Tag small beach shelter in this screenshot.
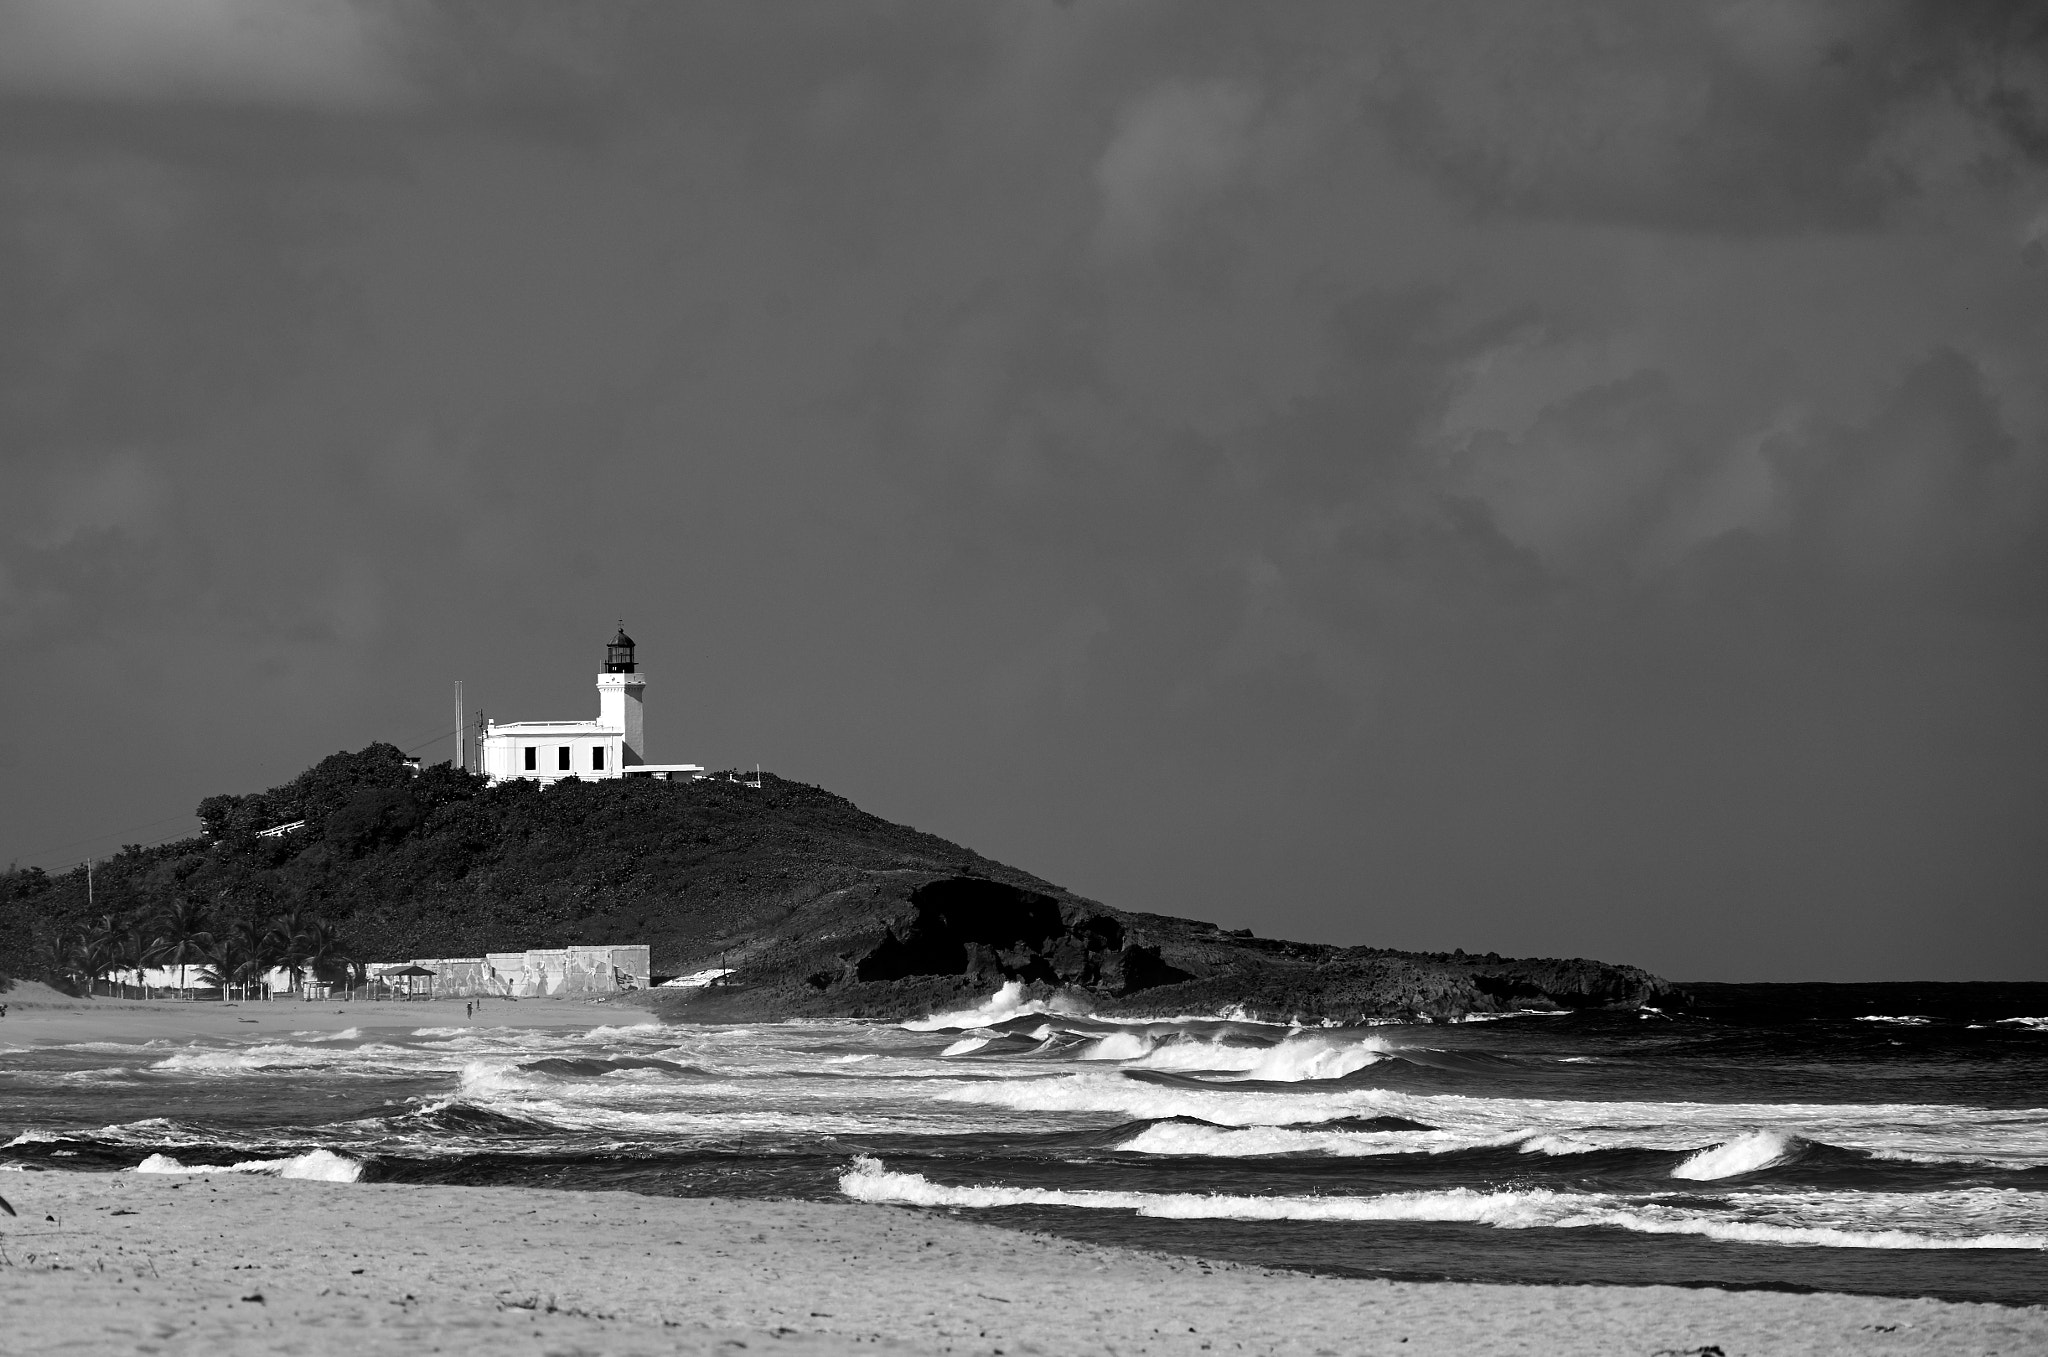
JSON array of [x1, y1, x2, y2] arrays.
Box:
[[382, 964, 437, 998]]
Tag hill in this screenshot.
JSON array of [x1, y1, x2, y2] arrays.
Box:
[[0, 744, 1678, 1021]]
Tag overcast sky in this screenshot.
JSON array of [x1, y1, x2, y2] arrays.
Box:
[[2, 1, 2043, 982]]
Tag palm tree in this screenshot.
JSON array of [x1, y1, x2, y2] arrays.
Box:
[[262, 907, 318, 997], [110, 919, 165, 999], [61, 923, 118, 997], [198, 921, 260, 1002], [298, 919, 356, 994], [152, 899, 214, 999]]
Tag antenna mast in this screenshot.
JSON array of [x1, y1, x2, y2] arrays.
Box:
[[455, 681, 465, 772]]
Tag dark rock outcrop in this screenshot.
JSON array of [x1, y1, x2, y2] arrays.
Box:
[[644, 858, 1678, 1025]]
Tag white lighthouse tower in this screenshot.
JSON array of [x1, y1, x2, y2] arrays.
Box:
[[478, 623, 704, 784], [597, 623, 646, 766]]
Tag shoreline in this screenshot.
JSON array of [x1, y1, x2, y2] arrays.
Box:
[[0, 1171, 2041, 1356], [0, 980, 648, 1046]]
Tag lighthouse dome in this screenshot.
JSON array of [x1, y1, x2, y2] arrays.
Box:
[[605, 623, 636, 673]]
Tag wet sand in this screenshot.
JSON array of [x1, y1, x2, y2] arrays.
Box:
[[0, 980, 648, 1046], [0, 1170, 2040, 1357]]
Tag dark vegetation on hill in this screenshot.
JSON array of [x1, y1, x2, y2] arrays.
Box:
[[0, 744, 1680, 1021]]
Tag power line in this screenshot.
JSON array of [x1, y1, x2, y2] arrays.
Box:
[[9, 811, 202, 867], [28, 825, 207, 878], [7, 724, 466, 875]]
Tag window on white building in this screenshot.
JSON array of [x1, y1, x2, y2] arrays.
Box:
[[558, 746, 571, 770], [593, 746, 605, 771], [524, 747, 537, 771]]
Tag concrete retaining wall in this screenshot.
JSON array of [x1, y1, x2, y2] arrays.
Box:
[[376, 945, 650, 997]]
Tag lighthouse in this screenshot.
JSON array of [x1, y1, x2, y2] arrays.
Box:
[[477, 624, 704, 784], [596, 623, 646, 766]]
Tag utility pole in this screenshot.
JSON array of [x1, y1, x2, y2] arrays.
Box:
[[455, 681, 465, 773], [87, 857, 93, 908]]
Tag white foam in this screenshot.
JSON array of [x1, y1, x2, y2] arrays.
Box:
[[1854, 1015, 1932, 1026], [1672, 1130, 1797, 1180], [901, 981, 1090, 1032], [134, 1149, 363, 1182], [1997, 1017, 2048, 1032], [4, 1129, 65, 1147], [47, 1039, 175, 1054], [1066, 1029, 1395, 1082], [1150, 1033, 1391, 1082], [658, 968, 733, 988], [1517, 1134, 1608, 1156], [1077, 1032, 1151, 1061], [1114, 1122, 1513, 1159], [940, 1036, 994, 1057], [584, 1022, 663, 1039], [149, 1042, 422, 1074], [838, 1159, 2048, 1249], [940, 1074, 2048, 1167]]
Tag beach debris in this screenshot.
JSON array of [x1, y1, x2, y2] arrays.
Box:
[[0, 1193, 13, 1216]]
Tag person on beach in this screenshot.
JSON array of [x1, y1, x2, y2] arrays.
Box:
[[466, 1001, 473, 1020]]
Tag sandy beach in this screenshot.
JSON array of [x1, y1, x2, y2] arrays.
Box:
[[0, 981, 653, 1045], [0, 1170, 2041, 1356]]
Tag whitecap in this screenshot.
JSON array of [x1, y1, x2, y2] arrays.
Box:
[[901, 981, 1091, 1032], [584, 1023, 664, 1040], [940, 1035, 994, 1057], [1672, 1130, 1797, 1180], [1077, 1032, 1151, 1061], [837, 1158, 2048, 1249], [134, 1148, 363, 1182], [1113, 1122, 1511, 1159], [4, 1129, 65, 1147]]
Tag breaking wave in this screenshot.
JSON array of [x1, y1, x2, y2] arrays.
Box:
[[837, 1157, 2047, 1250], [1672, 1130, 1798, 1180], [1073, 1031, 1395, 1082], [1113, 1120, 1496, 1158], [902, 981, 1092, 1032], [134, 1149, 364, 1182], [149, 1042, 426, 1075]]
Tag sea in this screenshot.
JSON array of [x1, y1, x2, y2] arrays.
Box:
[[4, 980, 2045, 1306]]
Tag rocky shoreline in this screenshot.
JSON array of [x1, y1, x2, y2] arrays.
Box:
[[639, 871, 1676, 1024]]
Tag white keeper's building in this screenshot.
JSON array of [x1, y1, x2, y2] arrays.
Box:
[[478, 625, 705, 785]]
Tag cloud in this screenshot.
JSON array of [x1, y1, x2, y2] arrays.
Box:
[[24, 449, 167, 550], [1367, 0, 2048, 232], [0, 0, 412, 109], [1094, 78, 1262, 253]]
